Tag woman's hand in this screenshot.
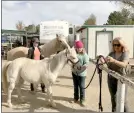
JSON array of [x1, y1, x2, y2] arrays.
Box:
[[106, 56, 129, 68], [106, 56, 115, 63]]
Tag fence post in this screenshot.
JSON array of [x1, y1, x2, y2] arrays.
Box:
[[10, 34, 12, 49], [116, 80, 126, 112]]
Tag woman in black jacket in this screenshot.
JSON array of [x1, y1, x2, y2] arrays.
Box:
[[27, 38, 46, 93]]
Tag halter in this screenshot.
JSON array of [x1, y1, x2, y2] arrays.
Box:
[[65, 49, 79, 66]]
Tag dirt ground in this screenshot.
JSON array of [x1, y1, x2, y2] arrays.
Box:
[[2, 61, 134, 112]]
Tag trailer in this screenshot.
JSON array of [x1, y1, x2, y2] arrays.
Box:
[[77, 25, 134, 59], [40, 20, 75, 47]]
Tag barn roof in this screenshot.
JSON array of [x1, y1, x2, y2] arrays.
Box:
[[2, 29, 26, 35], [2, 29, 39, 37], [76, 25, 134, 32]]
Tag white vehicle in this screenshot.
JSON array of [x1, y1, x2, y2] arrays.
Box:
[[40, 20, 75, 47]]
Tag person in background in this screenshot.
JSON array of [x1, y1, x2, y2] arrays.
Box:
[[2, 47, 4, 56], [102, 37, 129, 112], [27, 37, 46, 93], [72, 40, 89, 107]]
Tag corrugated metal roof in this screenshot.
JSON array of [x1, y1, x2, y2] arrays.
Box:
[[2, 29, 39, 37], [2, 29, 26, 34], [77, 25, 134, 32]]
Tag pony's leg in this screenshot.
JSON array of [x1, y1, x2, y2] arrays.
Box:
[[16, 77, 24, 102], [47, 85, 56, 108], [7, 82, 15, 108], [31, 83, 38, 95], [45, 85, 49, 103]]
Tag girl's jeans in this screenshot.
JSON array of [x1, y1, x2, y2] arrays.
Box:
[[72, 73, 86, 101]]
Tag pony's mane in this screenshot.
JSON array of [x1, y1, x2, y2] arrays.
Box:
[[51, 49, 66, 60], [42, 49, 66, 61]]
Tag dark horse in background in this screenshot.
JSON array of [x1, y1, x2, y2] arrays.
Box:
[[2, 40, 23, 60], [14, 40, 23, 47]]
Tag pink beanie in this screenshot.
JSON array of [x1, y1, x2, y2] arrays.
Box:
[[75, 41, 83, 48]]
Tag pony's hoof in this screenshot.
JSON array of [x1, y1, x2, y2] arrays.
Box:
[[42, 90, 46, 93], [51, 102, 57, 108], [8, 103, 12, 108]]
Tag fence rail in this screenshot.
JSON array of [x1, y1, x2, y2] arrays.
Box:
[[89, 58, 134, 112], [2, 55, 7, 60], [89, 59, 134, 89]]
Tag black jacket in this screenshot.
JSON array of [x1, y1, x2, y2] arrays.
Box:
[[27, 46, 44, 60]]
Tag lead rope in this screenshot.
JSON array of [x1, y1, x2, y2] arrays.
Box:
[[96, 55, 109, 112], [96, 62, 103, 112]]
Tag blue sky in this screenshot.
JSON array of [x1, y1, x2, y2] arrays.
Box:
[[2, 1, 121, 30]]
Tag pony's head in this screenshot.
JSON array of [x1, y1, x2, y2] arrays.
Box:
[[56, 34, 70, 52], [65, 46, 79, 65]]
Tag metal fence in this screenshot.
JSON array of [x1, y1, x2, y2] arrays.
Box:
[[89, 58, 134, 112], [2, 55, 7, 60]]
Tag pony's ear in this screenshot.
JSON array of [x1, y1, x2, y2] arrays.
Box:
[[72, 46, 75, 49], [70, 46, 76, 53], [56, 34, 61, 41], [56, 34, 59, 38], [67, 46, 71, 53]]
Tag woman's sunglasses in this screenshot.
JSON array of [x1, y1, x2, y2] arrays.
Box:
[[113, 44, 121, 47]]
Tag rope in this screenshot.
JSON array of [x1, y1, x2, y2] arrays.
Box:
[[75, 55, 108, 112], [72, 55, 109, 111]]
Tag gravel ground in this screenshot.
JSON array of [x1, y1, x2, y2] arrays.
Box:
[[2, 61, 134, 112]]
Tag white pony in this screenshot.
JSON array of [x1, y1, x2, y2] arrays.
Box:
[[3, 47, 79, 108], [2, 34, 70, 94], [2, 60, 12, 93], [7, 34, 70, 61]]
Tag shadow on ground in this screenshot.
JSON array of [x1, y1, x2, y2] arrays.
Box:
[[2, 88, 96, 112], [58, 75, 72, 79], [54, 83, 73, 88]]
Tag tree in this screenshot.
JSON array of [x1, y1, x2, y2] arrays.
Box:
[[106, 8, 134, 25], [16, 21, 25, 30], [128, 13, 134, 24], [24, 24, 40, 34], [83, 14, 96, 25], [120, 0, 134, 8], [24, 24, 36, 33], [106, 11, 124, 25], [16, 21, 40, 33], [111, 0, 134, 9], [130, 13, 134, 21], [36, 25, 40, 34], [121, 8, 130, 24]]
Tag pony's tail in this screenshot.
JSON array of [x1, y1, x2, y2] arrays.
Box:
[[2, 61, 12, 94]]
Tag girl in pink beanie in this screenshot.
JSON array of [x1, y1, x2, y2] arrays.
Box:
[[75, 41, 83, 48], [72, 40, 89, 106]]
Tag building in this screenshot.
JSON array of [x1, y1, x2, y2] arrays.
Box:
[[77, 25, 134, 59], [2, 29, 39, 48]]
